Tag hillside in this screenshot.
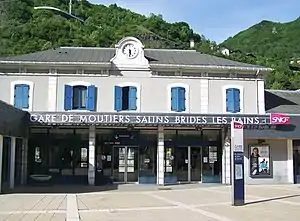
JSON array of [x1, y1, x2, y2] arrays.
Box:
[[1, 0, 299, 90], [220, 18, 300, 90], [0, 0, 215, 57], [222, 18, 300, 60]]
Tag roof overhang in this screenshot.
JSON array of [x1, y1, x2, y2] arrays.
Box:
[[0, 60, 273, 74], [149, 63, 273, 73], [0, 61, 111, 68]]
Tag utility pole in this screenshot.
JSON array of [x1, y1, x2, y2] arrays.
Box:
[[69, 0, 72, 14]]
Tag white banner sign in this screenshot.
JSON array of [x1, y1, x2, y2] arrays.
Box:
[[231, 121, 244, 152]]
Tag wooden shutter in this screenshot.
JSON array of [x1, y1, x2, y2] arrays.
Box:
[[128, 86, 137, 110], [114, 86, 122, 111], [87, 85, 96, 111], [64, 85, 73, 110]]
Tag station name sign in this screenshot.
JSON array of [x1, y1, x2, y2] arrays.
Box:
[[29, 112, 271, 125]]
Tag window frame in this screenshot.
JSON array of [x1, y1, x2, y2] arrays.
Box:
[[222, 85, 244, 114], [72, 85, 88, 110], [114, 82, 141, 112], [167, 83, 189, 113], [10, 80, 34, 111], [66, 81, 95, 112]]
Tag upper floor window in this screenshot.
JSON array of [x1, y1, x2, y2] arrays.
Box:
[[171, 86, 186, 112], [11, 81, 34, 111], [14, 84, 29, 109], [114, 85, 137, 111], [64, 84, 96, 111], [224, 86, 243, 113]]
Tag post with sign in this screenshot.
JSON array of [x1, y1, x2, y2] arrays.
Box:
[[231, 121, 245, 206]]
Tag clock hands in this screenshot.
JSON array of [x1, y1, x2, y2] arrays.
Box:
[[122, 43, 138, 58]]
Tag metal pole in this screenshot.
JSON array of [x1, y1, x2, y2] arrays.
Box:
[[69, 0, 72, 14]]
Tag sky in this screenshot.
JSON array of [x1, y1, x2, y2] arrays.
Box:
[[89, 0, 300, 43]]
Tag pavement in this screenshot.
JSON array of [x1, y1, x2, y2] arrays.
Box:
[[0, 184, 300, 221]]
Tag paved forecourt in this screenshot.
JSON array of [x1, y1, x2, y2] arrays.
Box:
[[1, 184, 300, 221]]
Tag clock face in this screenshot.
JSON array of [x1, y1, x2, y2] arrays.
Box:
[[122, 43, 138, 59]]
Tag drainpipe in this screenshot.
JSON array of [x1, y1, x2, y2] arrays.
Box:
[[255, 70, 260, 114]]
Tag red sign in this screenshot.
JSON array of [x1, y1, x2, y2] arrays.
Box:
[[270, 113, 290, 125], [233, 122, 243, 129]]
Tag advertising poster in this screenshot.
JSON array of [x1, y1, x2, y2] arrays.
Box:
[[250, 145, 271, 177]]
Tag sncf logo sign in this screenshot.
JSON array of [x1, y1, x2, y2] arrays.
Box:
[[233, 122, 243, 129], [270, 113, 290, 125]]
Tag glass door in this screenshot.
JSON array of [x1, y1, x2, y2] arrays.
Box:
[[60, 146, 74, 183], [176, 147, 188, 182], [202, 146, 219, 183], [190, 147, 202, 182], [112, 146, 138, 183], [113, 146, 126, 182], [293, 145, 300, 183], [126, 147, 138, 183]]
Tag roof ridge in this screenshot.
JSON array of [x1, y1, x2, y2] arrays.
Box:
[[145, 48, 197, 52], [60, 47, 113, 50], [59, 46, 198, 53]]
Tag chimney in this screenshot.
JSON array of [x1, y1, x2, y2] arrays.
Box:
[[190, 39, 195, 48]]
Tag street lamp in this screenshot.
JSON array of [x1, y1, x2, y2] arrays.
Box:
[[34, 0, 85, 24]]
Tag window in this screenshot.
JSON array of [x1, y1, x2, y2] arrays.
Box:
[[14, 84, 30, 109], [226, 88, 240, 113], [223, 85, 243, 113], [11, 81, 34, 110], [73, 86, 87, 109], [171, 87, 186, 112], [64, 84, 96, 111], [114, 85, 137, 111]]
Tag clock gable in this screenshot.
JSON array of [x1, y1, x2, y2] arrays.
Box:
[[110, 36, 150, 70]]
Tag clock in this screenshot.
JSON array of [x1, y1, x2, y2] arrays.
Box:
[[122, 43, 139, 59]]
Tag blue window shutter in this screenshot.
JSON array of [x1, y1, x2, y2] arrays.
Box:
[[226, 88, 235, 113], [171, 87, 179, 111], [128, 86, 137, 110], [114, 86, 122, 111], [64, 85, 73, 110], [14, 85, 23, 109], [22, 84, 29, 108], [178, 87, 186, 111], [87, 85, 96, 111], [233, 88, 241, 113]]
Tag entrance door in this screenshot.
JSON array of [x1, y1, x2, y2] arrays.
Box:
[[176, 146, 202, 183], [202, 146, 220, 183], [59, 145, 88, 184], [190, 147, 202, 182], [176, 147, 189, 182], [293, 146, 300, 183], [113, 146, 138, 183]]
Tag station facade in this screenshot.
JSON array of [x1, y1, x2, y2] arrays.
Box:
[[0, 36, 298, 193]]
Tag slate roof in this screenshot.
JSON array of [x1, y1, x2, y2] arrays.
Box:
[[0, 47, 271, 71], [265, 90, 300, 114]]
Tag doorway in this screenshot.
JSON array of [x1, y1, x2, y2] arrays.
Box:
[[293, 143, 300, 183], [112, 146, 138, 183], [58, 145, 88, 184], [202, 146, 220, 183], [176, 146, 202, 183], [175, 146, 220, 183]]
